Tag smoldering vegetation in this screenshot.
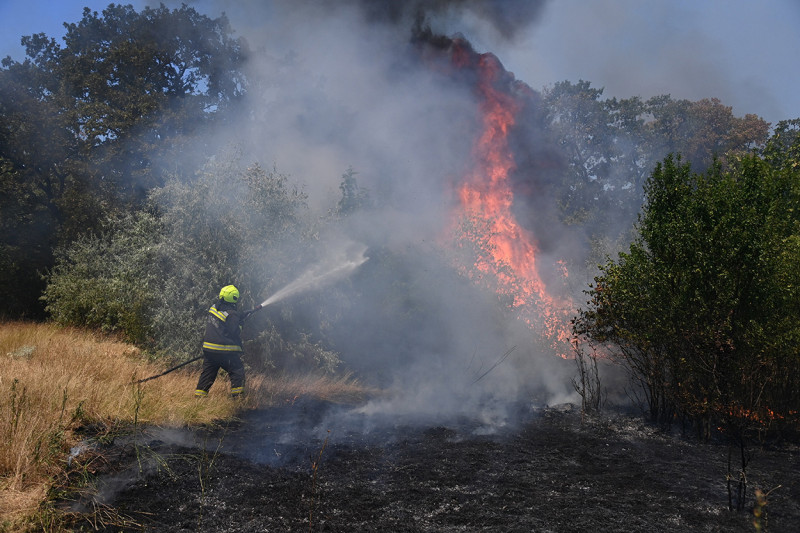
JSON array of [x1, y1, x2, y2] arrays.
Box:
[[61, 400, 800, 533], [201, 1, 588, 418]]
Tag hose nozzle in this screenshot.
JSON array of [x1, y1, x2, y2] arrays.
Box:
[[243, 303, 264, 321]]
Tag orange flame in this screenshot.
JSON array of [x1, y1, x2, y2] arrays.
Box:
[[450, 46, 573, 354]]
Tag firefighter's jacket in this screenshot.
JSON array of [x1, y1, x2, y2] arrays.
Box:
[[202, 301, 243, 353]]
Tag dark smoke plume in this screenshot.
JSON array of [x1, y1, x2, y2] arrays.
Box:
[[354, 0, 549, 41]]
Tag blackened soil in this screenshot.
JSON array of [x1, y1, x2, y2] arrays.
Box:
[[63, 401, 800, 532]]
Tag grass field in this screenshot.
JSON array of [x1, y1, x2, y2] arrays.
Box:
[[0, 321, 366, 531]]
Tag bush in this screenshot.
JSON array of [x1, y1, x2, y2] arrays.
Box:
[[575, 146, 800, 438], [43, 153, 327, 367], [43, 211, 164, 344]]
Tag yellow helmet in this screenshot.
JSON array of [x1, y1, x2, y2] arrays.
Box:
[[219, 285, 240, 303]]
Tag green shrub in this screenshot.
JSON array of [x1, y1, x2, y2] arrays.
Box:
[[43, 153, 327, 368]]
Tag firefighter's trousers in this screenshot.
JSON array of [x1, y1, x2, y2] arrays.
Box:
[[195, 350, 244, 396]]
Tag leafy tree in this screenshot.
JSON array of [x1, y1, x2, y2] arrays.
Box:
[[542, 83, 770, 246], [542, 80, 615, 224], [0, 4, 247, 317], [575, 142, 800, 438], [61, 4, 246, 195], [0, 156, 55, 318], [646, 96, 769, 172], [762, 118, 800, 168], [42, 210, 165, 343]]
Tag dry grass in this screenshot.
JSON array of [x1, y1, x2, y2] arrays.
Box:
[[0, 321, 368, 531]]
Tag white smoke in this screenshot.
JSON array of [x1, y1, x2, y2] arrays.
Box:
[[152, 0, 578, 424]]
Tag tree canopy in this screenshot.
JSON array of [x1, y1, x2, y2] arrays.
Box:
[[0, 4, 247, 317], [542, 81, 770, 239], [574, 122, 800, 437]]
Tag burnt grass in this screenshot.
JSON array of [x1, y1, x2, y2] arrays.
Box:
[[61, 399, 800, 532]]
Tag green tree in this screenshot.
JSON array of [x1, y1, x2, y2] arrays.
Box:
[[55, 4, 247, 200], [42, 210, 165, 344], [762, 118, 800, 168], [542, 80, 614, 224], [0, 4, 247, 317], [575, 145, 800, 437]]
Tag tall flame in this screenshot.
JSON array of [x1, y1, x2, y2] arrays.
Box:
[[449, 42, 572, 354]]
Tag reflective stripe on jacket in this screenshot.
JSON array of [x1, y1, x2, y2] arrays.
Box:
[[202, 341, 243, 352], [202, 302, 243, 353]]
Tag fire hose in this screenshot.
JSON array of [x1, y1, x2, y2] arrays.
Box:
[[135, 354, 204, 384], [134, 304, 265, 384]]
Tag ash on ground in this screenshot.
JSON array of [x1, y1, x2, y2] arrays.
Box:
[[62, 399, 800, 532]]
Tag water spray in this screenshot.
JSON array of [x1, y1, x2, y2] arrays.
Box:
[[261, 246, 369, 307], [136, 243, 369, 384], [244, 241, 369, 321]]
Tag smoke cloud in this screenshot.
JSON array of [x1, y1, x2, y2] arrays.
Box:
[[476, 0, 799, 126], [155, 0, 578, 428]]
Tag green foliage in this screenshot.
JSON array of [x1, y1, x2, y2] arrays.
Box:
[[43, 211, 165, 344], [44, 153, 318, 366], [0, 4, 247, 317], [575, 138, 800, 436], [762, 119, 800, 169]]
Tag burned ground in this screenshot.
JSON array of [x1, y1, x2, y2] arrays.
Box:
[[62, 400, 800, 532]]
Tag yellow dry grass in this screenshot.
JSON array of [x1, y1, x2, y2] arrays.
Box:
[[0, 321, 368, 531]]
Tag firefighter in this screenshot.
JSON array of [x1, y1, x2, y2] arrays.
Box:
[[195, 285, 246, 398]]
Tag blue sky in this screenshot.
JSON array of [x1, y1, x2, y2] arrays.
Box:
[[1, 0, 798, 126]]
